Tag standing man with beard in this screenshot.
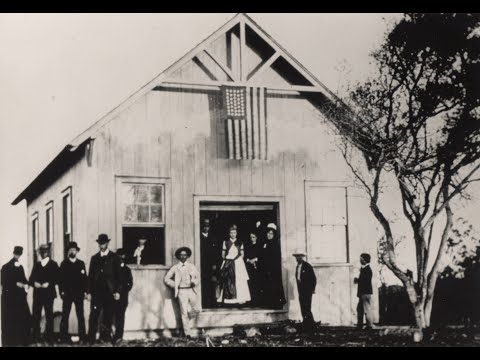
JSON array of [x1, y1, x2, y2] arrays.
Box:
[[59, 242, 88, 343], [29, 243, 59, 343]]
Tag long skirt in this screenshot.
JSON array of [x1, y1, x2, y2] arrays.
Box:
[[217, 258, 251, 304]]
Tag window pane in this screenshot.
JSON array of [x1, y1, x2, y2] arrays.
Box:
[[137, 205, 149, 222], [121, 184, 136, 204], [124, 205, 138, 222], [150, 205, 162, 223], [135, 185, 149, 203], [150, 185, 163, 204]]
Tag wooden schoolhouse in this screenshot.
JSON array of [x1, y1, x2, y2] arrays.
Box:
[[12, 13, 379, 337]]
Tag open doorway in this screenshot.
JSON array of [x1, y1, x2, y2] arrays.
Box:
[[199, 201, 283, 310]]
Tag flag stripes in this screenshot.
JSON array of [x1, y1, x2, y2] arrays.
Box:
[[223, 86, 267, 160]]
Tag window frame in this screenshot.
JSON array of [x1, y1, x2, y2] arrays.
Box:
[[32, 212, 39, 263], [305, 181, 351, 265], [45, 201, 54, 245], [62, 186, 73, 259], [115, 176, 171, 270]]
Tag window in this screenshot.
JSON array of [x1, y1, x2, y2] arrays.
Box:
[[46, 201, 54, 245], [119, 181, 166, 265], [306, 183, 348, 263], [62, 187, 72, 259], [32, 212, 39, 263]]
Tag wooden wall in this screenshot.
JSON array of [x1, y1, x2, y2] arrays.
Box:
[[24, 28, 381, 333]]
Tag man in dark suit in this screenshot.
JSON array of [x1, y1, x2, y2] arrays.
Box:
[[200, 218, 220, 308], [29, 243, 59, 342], [1, 246, 31, 347], [59, 242, 88, 343], [112, 248, 133, 345], [132, 235, 153, 265], [354, 253, 374, 330], [293, 249, 317, 333], [86, 234, 122, 344]]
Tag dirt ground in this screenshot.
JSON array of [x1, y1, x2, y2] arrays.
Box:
[[27, 321, 480, 347]]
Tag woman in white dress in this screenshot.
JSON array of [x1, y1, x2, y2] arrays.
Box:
[[217, 224, 251, 306]]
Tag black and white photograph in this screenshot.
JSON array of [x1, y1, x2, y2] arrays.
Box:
[[1, 13, 479, 347]]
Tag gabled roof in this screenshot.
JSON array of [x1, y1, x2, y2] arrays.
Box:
[[12, 13, 342, 205]]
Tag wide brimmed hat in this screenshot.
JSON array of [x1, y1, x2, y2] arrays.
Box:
[[96, 233, 111, 244], [67, 242, 80, 251], [175, 246, 192, 260], [13, 246, 23, 256], [292, 249, 306, 257]]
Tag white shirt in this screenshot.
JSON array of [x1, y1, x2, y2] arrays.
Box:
[[133, 245, 145, 262], [40, 257, 50, 267], [361, 263, 370, 269], [100, 249, 110, 257], [68, 257, 77, 263], [201, 232, 209, 238], [296, 262, 303, 282]]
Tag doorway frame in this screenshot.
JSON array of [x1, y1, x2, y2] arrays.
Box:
[[193, 194, 288, 312]]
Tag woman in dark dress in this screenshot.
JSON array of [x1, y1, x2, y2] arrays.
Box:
[[258, 223, 286, 309], [1, 246, 32, 347], [245, 229, 262, 306]]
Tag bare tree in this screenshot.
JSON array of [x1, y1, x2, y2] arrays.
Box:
[[315, 13, 480, 334]]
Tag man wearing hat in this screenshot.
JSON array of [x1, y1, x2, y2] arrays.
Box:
[[29, 243, 59, 342], [164, 247, 200, 337], [112, 248, 133, 344], [199, 218, 220, 308], [293, 249, 317, 333], [59, 242, 88, 343], [86, 234, 122, 343], [1, 246, 31, 346]]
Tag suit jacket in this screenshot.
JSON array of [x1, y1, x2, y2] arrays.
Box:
[[59, 258, 88, 299], [1, 259, 29, 301], [164, 262, 200, 298], [119, 264, 133, 307], [88, 251, 122, 297], [357, 264, 373, 297], [132, 245, 154, 265], [296, 261, 317, 295], [29, 259, 59, 301]]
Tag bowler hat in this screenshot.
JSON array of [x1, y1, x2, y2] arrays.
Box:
[[96, 233, 110, 244], [67, 242, 80, 251], [175, 246, 192, 260], [13, 246, 23, 256]]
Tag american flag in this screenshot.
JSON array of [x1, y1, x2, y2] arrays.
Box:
[[222, 86, 268, 160]]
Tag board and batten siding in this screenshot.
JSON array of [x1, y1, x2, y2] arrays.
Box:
[[86, 83, 379, 331]]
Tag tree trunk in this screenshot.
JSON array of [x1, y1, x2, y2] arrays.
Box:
[[424, 294, 434, 328]]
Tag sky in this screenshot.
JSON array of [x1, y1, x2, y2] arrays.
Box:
[[0, 13, 417, 270]]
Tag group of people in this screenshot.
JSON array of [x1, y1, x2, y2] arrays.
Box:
[[1, 234, 133, 346], [1, 223, 375, 346], [201, 219, 286, 309]]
